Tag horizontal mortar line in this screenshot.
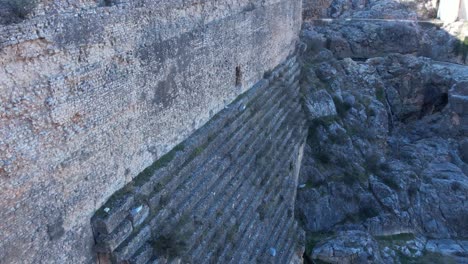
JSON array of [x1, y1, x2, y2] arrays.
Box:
[[238, 197, 290, 263], [164, 82, 291, 218], [188, 104, 298, 258], [221, 126, 294, 262], [147, 82, 289, 236], [187, 103, 297, 260]]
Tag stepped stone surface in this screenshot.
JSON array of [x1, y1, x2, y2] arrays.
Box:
[[91, 56, 307, 263], [0, 1, 302, 263]]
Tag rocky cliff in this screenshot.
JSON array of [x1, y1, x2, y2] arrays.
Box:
[[297, 1, 468, 262]]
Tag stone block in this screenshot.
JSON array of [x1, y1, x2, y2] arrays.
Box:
[[95, 220, 133, 253], [128, 204, 150, 228], [113, 225, 152, 262], [92, 193, 135, 234], [129, 243, 153, 264]]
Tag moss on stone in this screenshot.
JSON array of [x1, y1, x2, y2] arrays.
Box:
[[375, 86, 386, 104]]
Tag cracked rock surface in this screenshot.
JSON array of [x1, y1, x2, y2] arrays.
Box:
[[296, 31, 468, 263]]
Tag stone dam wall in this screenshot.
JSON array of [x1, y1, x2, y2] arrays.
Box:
[[0, 0, 302, 263], [91, 55, 307, 263]]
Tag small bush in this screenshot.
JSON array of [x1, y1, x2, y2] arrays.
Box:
[[314, 149, 331, 164], [100, 0, 117, 7], [152, 233, 189, 259], [333, 96, 352, 118], [382, 176, 400, 190], [359, 206, 379, 220], [454, 36, 468, 63], [451, 181, 462, 192], [375, 86, 386, 104], [0, 0, 37, 24]]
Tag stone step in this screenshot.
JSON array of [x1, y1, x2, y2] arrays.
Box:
[[186, 109, 296, 260], [112, 225, 152, 262], [150, 80, 286, 201], [236, 202, 289, 264], [262, 216, 294, 264], [252, 202, 291, 263], [134, 79, 283, 199], [221, 134, 299, 263], [207, 107, 296, 223], [278, 225, 301, 264], [129, 243, 153, 264], [153, 88, 291, 233], [186, 106, 297, 261], [186, 94, 292, 220], [231, 164, 294, 262]]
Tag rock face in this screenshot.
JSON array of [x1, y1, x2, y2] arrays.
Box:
[[304, 20, 468, 65], [91, 55, 307, 263], [297, 29, 468, 263], [0, 1, 301, 263], [303, 0, 438, 20]]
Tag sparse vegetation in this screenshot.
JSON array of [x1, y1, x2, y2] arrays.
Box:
[[375, 86, 386, 104], [306, 231, 335, 253], [381, 176, 400, 190], [454, 36, 468, 63], [101, 0, 117, 7], [332, 96, 352, 118], [451, 181, 462, 192], [152, 214, 194, 259], [364, 152, 384, 175]]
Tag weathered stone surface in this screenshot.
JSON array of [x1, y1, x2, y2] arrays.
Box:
[[297, 27, 468, 263], [89, 55, 307, 263], [128, 204, 150, 228], [0, 1, 302, 263], [303, 89, 337, 120], [129, 243, 153, 264], [92, 194, 134, 234], [113, 225, 151, 262], [303, 20, 468, 65], [95, 220, 133, 253], [303, 0, 438, 20], [312, 230, 384, 264]]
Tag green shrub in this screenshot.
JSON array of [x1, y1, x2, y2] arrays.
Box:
[[375, 86, 386, 104], [454, 36, 468, 63], [332, 96, 352, 118], [314, 149, 331, 164], [382, 176, 400, 190]]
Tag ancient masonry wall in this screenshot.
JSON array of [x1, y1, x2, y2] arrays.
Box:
[[91, 55, 307, 264], [0, 0, 302, 263]]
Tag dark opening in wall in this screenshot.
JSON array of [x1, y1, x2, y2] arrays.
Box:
[[235, 66, 242, 87], [100, 0, 117, 7], [0, 0, 37, 25]]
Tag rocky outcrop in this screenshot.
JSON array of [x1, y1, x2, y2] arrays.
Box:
[[296, 31, 468, 262], [303, 20, 468, 65], [303, 0, 438, 20]]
